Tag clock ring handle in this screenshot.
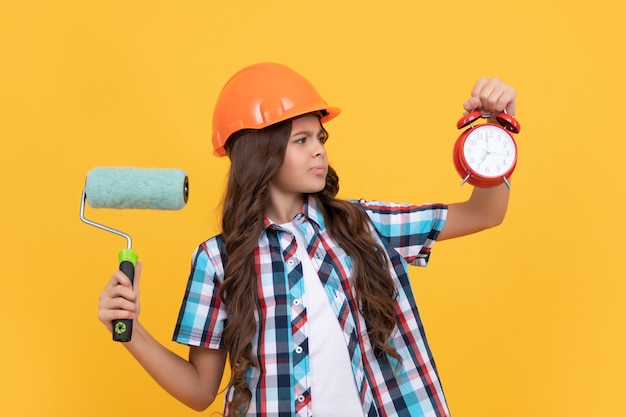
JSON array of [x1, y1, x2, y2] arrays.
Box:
[[456, 110, 483, 129], [496, 109, 521, 134]]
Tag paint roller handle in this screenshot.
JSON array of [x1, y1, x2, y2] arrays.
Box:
[[112, 249, 139, 342]]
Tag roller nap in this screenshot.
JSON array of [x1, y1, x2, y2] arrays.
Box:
[[85, 167, 188, 210]]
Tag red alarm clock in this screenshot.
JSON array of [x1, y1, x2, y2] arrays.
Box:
[[453, 110, 521, 188]]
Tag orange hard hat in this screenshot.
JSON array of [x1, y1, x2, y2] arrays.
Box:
[[211, 62, 341, 157]]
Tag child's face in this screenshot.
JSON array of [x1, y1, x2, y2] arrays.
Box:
[[269, 115, 328, 201]]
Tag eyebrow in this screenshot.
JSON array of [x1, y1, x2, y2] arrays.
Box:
[[290, 129, 324, 138]]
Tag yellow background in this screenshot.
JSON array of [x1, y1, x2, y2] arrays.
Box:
[[1, 1, 624, 416]]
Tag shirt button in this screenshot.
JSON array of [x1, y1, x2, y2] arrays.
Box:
[[287, 259, 295, 266], [297, 395, 305, 403], [295, 346, 303, 354], [293, 299, 301, 306]]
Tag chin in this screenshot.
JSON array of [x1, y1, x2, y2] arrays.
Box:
[[304, 183, 326, 194]]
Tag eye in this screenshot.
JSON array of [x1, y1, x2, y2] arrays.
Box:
[[318, 133, 328, 144]]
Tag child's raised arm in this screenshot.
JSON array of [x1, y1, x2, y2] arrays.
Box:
[[439, 77, 517, 241]]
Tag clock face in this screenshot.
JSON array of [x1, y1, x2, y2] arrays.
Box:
[[463, 125, 516, 177]]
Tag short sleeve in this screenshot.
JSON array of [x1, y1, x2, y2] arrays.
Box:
[[172, 237, 228, 349], [356, 199, 448, 266]]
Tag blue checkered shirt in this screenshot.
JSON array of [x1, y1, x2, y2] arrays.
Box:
[[173, 196, 450, 417]]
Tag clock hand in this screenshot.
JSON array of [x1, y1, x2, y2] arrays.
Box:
[[476, 147, 490, 163]]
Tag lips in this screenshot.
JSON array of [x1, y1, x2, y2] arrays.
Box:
[[310, 165, 327, 175]]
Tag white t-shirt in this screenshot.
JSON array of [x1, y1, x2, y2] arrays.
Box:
[[281, 222, 365, 417]]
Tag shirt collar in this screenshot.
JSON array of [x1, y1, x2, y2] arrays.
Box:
[[263, 195, 326, 231]]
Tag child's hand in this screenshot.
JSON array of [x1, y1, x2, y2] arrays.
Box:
[[463, 77, 517, 117], [98, 262, 142, 333]]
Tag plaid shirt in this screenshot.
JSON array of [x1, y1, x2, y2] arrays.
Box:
[[173, 196, 450, 417]]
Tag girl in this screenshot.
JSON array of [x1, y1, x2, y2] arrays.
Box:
[[98, 62, 517, 417]]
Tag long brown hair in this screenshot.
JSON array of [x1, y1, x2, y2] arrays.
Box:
[[218, 117, 400, 416]]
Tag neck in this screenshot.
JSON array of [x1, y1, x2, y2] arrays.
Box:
[[266, 192, 305, 224]]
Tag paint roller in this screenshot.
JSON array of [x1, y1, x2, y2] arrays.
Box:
[[80, 167, 189, 342]]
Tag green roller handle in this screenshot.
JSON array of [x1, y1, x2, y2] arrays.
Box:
[[112, 248, 138, 342]]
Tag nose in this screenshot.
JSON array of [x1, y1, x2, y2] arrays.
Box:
[[311, 139, 325, 157]]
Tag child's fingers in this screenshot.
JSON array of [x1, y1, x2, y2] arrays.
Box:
[[496, 87, 517, 116], [97, 296, 136, 332], [98, 296, 137, 320], [463, 97, 482, 113], [480, 80, 515, 114], [464, 77, 517, 116], [104, 270, 133, 290], [98, 269, 140, 330], [97, 297, 137, 330], [100, 280, 137, 305]]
